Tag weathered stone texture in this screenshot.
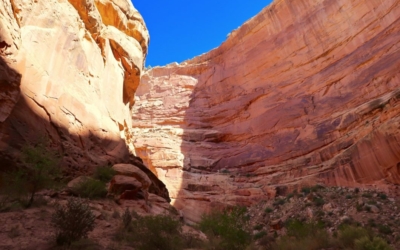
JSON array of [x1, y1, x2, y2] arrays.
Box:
[[132, 0, 400, 222], [0, 0, 148, 174]]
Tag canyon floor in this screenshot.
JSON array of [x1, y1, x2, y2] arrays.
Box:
[[0, 185, 400, 249]]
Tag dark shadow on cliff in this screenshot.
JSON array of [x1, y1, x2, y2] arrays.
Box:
[[0, 75, 169, 200], [0, 56, 22, 172]]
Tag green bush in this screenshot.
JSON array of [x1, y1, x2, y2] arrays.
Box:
[[310, 185, 325, 192], [286, 193, 295, 199], [68, 239, 100, 250], [265, 207, 273, 213], [93, 166, 115, 183], [285, 219, 325, 239], [354, 236, 393, 250], [362, 193, 373, 198], [337, 225, 369, 248], [301, 187, 311, 194], [313, 197, 325, 206], [72, 178, 107, 199], [119, 215, 184, 250], [51, 198, 95, 246], [379, 193, 387, 200], [122, 208, 132, 230], [1, 142, 60, 208], [273, 220, 330, 250], [378, 224, 392, 235], [273, 198, 286, 206], [199, 206, 251, 250], [254, 231, 267, 240]]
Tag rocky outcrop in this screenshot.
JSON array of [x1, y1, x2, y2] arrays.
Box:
[[132, 0, 400, 222], [0, 0, 148, 175]]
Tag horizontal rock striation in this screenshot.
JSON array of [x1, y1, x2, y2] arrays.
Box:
[[132, 0, 400, 222], [0, 0, 148, 174]]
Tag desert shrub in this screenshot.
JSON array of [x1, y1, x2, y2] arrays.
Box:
[[68, 239, 100, 250], [273, 198, 286, 206], [254, 230, 267, 240], [378, 224, 392, 235], [368, 219, 377, 228], [51, 198, 95, 246], [122, 208, 132, 230], [273, 219, 330, 250], [93, 166, 115, 183], [313, 197, 325, 206], [379, 193, 387, 200], [119, 214, 183, 250], [362, 193, 373, 198], [199, 206, 251, 250], [182, 233, 204, 249], [285, 219, 326, 239], [1, 142, 60, 208], [286, 193, 295, 199], [72, 178, 107, 199], [337, 225, 369, 249], [354, 236, 393, 250], [310, 184, 325, 192], [301, 187, 311, 194], [265, 207, 273, 213]]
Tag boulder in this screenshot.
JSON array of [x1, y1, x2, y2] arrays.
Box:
[[112, 163, 151, 189], [109, 175, 142, 194]]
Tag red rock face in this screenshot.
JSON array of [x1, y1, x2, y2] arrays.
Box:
[[0, 0, 148, 173], [132, 0, 400, 222], [0, 0, 170, 201]]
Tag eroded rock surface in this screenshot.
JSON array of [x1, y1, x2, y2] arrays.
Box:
[[132, 0, 400, 222], [0, 0, 148, 175]]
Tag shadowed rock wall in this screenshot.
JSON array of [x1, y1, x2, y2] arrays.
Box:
[[132, 0, 400, 222], [0, 0, 148, 173]]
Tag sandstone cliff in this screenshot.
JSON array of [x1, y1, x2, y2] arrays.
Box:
[[0, 0, 146, 170], [0, 0, 170, 198], [132, 0, 400, 222]]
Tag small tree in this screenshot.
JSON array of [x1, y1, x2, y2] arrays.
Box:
[[199, 206, 251, 250], [2, 141, 60, 208], [122, 207, 132, 230], [51, 198, 95, 246], [115, 214, 184, 250]]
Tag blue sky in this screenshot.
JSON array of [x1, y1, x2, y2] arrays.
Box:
[[133, 1, 273, 67]]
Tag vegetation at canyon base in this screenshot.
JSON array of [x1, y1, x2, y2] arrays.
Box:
[[0, 141, 61, 209], [0, 144, 397, 250], [51, 198, 95, 247], [70, 165, 115, 199], [199, 206, 251, 250]]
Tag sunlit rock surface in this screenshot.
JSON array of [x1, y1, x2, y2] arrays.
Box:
[[132, 0, 400, 222], [0, 0, 148, 175]]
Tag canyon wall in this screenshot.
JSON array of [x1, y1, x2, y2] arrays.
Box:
[[0, 0, 149, 175], [132, 0, 400, 222]]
